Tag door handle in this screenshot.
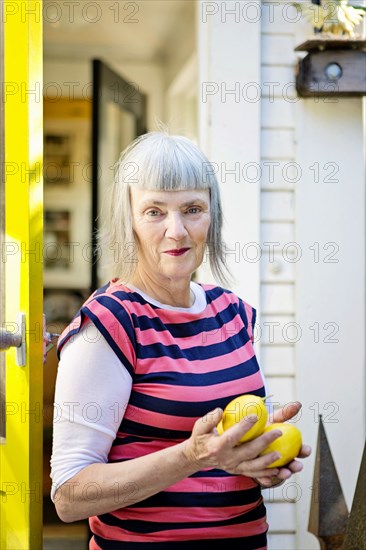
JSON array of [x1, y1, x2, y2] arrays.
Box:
[[0, 313, 61, 366], [0, 312, 26, 366]]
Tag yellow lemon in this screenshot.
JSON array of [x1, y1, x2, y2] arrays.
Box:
[[221, 394, 269, 444], [216, 420, 224, 435], [260, 423, 302, 467]]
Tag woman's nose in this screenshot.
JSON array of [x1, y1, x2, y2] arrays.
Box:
[[165, 212, 188, 240]]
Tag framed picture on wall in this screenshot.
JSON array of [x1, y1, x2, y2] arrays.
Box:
[[44, 133, 74, 186], [43, 99, 92, 290]]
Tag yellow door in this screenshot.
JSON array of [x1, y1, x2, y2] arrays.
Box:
[[0, 1, 43, 548]]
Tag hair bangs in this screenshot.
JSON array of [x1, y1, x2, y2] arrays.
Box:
[[120, 133, 212, 192]]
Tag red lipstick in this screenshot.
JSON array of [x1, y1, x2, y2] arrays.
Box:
[[164, 248, 190, 256]]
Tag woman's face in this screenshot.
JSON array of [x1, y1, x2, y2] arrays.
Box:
[[130, 188, 211, 283]]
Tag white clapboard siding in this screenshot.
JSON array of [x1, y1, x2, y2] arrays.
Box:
[[261, 8, 298, 545], [261, 191, 294, 221], [261, 283, 294, 314], [261, 254, 295, 283], [260, 162, 297, 190], [261, 34, 295, 66], [267, 533, 297, 550], [261, 98, 295, 129], [261, 222, 295, 244], [261, 66, 297, 101], [257, 315, 296, 346], [260, 345, 295, 376], [261, 2, 299, 34], [263, 478, 304, 506], [262, 129, 295, 159], [265, 501, 296, 531], [265, 376, 296, 406]]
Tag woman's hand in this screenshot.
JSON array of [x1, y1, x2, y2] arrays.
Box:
[[255, 401, 312, 488], [183, 402, 311, 487], [182, 408, 285, 480]]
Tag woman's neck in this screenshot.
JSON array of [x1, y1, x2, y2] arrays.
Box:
[[129, 273, 194, 308]]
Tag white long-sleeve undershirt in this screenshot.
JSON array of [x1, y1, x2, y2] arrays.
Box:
[[50, 321, 133, 502]]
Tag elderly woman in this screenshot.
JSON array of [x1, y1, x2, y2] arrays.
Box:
[[51, 131, 310, 549]]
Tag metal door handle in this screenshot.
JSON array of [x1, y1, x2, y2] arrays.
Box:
[[0, 312, 26, 366], [0, 313, 62, 366], [0, 329, 22, 350]]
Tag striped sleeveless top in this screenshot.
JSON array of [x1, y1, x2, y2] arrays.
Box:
[[57, 279, 268, 549]]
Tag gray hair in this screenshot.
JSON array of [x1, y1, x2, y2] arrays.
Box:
[[98, 131, 230, 285]]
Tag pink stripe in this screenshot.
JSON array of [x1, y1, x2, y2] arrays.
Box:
[[136, 339, 255, 374], [85, 301, 136, 365], [124, 405, 193, 430], [90, 515, 267, 542], [165, 475, 257, 492], [155, 294, 237, 323], [108, 439, 173, 460], [133, 370, 265, 402], [89, 536, 101, 550], [58, 314, 82, 345]]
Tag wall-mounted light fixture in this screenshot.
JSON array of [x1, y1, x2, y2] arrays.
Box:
[[295, 38, 366, 97]]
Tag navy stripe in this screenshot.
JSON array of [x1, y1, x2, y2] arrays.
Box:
[[189, 468, 239, 478], [133, 359, 261, 386], [93, 281, 113, 296], [136, 326, 250, 361], [127, 384, 264, 418], [56, 328, 80, 359], [97, 502, 266, 533], [92, 296, 137, 346], [238, 298, 249, 330], [251, 306, 257, 335], [130, 303, 240, 337], [93, 532, 267, 549], [117, 418, 191, 440], [204, 286, 232, 304], [82, 307, 135, 378], [114, 487, 262, 509], [112, 289, 153, 306], [126, 392, 221, 417]]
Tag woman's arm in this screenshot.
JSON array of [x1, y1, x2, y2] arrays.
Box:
[[51, 322, 133, 502], [55, 408, 288, 522], [54, 437, 198, 522]]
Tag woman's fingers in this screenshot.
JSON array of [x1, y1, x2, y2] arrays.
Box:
[[234, 425, 283, 459], [255, 475, 284, 487], [218, 414, 259, 447], [298, 444, 312, 458], [270, 401, 302, 423], [194, 407, 223, 435], [218, 425, 286, 475], [254, 444, 312, 486]]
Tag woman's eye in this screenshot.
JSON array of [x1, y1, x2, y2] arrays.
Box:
[[146, 209, 161, 217], [187, 207, 201, 214]]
